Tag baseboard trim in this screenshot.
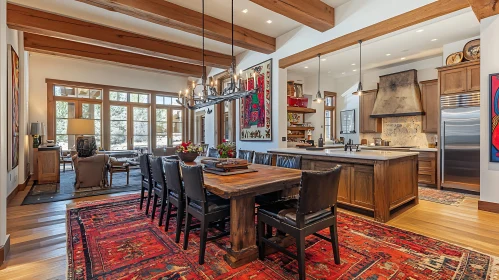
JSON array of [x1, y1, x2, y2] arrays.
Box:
[[7, 175, 30, 203], [0, 235, 11, 265], [478, 200, 499, 214]]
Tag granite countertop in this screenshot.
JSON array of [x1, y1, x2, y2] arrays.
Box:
[[268, 148, 419, 161], [360, 146, 437, 152]]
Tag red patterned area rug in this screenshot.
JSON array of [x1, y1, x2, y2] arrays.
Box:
[[67, 194, 499, 279]]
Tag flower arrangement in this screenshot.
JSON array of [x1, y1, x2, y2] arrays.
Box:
[[216, 140, 236, 158], [176, 141, 203, 154]]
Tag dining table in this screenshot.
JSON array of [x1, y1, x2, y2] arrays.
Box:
[[193, 159, 303, 268]]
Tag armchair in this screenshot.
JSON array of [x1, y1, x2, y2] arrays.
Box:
[[72, 154, 110, 189]]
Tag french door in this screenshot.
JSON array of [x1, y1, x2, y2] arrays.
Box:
[[109, 104, 150, 150]]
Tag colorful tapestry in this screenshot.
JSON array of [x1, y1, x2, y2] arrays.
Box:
[[491, 73, 499, 162], [67, 194, 499, 279], [8, 46, 20, 171], [240, 59, 272, 141]]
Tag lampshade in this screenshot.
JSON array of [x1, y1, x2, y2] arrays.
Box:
[[30, 122, 43, 135], [67, 119, 95, 135]]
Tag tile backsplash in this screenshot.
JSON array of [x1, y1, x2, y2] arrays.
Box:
[[361, 116, 437, 147]]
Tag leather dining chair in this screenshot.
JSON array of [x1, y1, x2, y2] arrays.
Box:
[[180, 163, 230, 265], [150, 157, 169, 227], [276, 154, 302, 169], [253, 152, 272, 165], [257, 166, 342, 280], [238, 150, 254, 162], [207, 147, 219, 158], [138, 154, 153, 215], [163, 159, 185, 243]]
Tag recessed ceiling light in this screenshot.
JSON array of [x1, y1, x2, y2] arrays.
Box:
[[401, 57, 406, 60], [386, 53, 391, 56], [321, 58, 326, 61], [304, 66, 308, 69], [242, 9, 248, 13], [431, 38, 438, 42], [351, 63, 356, 66], [353, 69, 357, 72], [416, 29, 424, 33], [342, 72, 346, 75], [266, 20, 272, 24]]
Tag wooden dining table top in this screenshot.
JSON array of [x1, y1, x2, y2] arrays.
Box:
[[187, 158, 303, 199]]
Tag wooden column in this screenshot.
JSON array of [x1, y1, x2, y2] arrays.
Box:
[[224, 194, 258, 268]]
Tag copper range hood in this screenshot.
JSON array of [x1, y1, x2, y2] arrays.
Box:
[[370, 69, 425, 118]]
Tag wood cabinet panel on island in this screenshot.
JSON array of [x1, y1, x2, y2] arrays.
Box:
[[359, 89, 382, 133], [269, 148, 419, 222]]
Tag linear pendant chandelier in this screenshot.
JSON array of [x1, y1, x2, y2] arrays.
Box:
[[176, 0, 258, 110]]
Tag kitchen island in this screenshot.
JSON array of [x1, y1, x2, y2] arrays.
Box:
[[268, 148, 419, 222]]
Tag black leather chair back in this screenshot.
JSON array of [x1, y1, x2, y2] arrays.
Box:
[[238, 150, 254, 161], [297, 165, 342, 215], [208, 147, 219, 158], [276, 155, 302, 169], [151, 157, 166, 190], [180, 163, 207, 203], [164, 159, 183, 196], [139, 154, 152, 180], [253, 152, 272, 165]]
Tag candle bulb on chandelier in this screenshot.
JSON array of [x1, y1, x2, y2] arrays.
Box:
[[253, 72, 256, 88]]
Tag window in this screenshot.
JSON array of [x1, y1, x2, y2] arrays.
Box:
[[324, 92, 337, 141], [54, 85, 102, 99], [110, 105, 128, 150], [133, 107, 149, 149], [110, 91, 149, 103], [55, 101, 76, 150], [172, 109, 183, 146], [156, 95, 179, 106], [156, 108, 168, 147], [81, 103, 102, 148]]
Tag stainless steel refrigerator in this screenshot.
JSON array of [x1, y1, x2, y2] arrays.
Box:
[[440, 92, 480, 192]]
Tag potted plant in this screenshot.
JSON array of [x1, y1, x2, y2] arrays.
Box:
[[176, 141, 202, 162], [216, 140, 236, 158]]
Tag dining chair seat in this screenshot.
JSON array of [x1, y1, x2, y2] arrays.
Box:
[[258, 200, 333, 227], [189, 194, 230, 213]]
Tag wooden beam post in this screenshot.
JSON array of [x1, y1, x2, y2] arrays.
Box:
[[7, 3, 232, 68], [24, 33, 204, 77], [467, 0, 499, 20], [250, 0, 334, 32], [75, 0, 276, 54], [279, 0, 470, 68]]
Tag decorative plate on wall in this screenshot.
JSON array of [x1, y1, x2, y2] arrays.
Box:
[[463, 39, 480, 61], [446, 52, 463, 65]]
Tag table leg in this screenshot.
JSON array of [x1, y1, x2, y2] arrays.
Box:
[[224, 194, 258, 268]]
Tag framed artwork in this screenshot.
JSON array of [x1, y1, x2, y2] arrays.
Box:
[[240, 59, 272, 141], [490, 73, 499, 162], [8, 45, 20, 171]]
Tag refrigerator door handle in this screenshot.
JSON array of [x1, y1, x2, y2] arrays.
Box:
[[442, 121, 445, 184]]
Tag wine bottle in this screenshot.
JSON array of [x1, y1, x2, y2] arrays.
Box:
[[318, 133, 324, 148]]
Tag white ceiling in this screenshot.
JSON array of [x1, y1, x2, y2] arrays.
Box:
[[288, 9, 480, 78]]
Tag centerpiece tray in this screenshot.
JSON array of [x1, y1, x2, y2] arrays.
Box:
[[201, 158, 257, 175]]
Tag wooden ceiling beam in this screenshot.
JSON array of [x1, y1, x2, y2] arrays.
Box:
[[467, 0, 499, 20], [279, 0, 471, 69], [7, 3, 231, 68], [24, 32, 204, 77], [75, 0, 276, 54], [249, 0, 334, 32]]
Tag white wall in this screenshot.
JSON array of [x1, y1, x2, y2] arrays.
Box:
[[480, 15, 499, 204], [0, 0, 8, 250]]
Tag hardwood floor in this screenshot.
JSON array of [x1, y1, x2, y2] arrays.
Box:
[[1, 182, 498, 279]]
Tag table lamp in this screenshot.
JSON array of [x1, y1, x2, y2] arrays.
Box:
[[30, 122, 43, 148], [67, 118, 95, 155]]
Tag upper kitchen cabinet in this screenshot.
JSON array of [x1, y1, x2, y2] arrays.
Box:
[[420, 80, 439, 133], [359, 89, 382, 133], [438, 61, 480, 95]]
